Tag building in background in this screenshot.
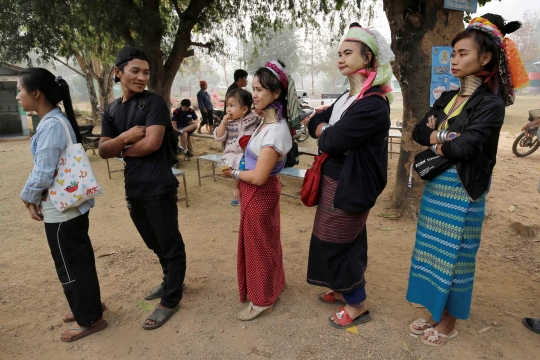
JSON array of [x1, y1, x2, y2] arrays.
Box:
[[0, 63, 29, 138]]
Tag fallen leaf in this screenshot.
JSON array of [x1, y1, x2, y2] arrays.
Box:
[[381, 227, 398, 231], [509, 205, 516, 212], [281, 210, 288, 214], [250, 348, 272, 358], [346, 326, 358, 335], [402, 342, 410, 353], [97, 251, 115, 258], [377, 213, 399, 219], [135, 300, 154, 312], [478, 327, 492, 333]]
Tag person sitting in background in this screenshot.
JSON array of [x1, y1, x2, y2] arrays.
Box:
[[172, 99, 197, 159], [197, 80, 213, 134]]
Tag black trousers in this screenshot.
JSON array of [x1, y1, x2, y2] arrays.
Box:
[[44, 212, 103, 326], [199, 109, 214, 127], [127, 193, 186, 308]]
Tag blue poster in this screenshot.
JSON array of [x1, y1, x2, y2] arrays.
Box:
[[444, 0, 478, 13], [430, 46, 459, 106]]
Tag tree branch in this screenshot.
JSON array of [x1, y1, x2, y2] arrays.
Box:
[[164, 0, 215, 73], [190, 41, 212, 48], [53, 56, 85, 77], [170, 0, 182, 17]]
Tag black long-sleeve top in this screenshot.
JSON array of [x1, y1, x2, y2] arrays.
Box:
[[412, 86, 505, 200], [308, 86, 390, 212]]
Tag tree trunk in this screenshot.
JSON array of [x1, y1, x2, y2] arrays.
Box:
[[311, 31, 315, 96], [96, 65, 115, 110], [74, 56, 99, 119], [383, 0, 463, 218]]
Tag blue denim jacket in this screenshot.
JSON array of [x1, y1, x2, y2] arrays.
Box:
[[20, 107, 94, 213]]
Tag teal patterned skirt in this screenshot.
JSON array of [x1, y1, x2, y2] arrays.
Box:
[[406, 166, 485, 321]]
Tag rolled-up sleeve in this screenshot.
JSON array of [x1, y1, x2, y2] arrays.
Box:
[[20, 120, 67, 205]]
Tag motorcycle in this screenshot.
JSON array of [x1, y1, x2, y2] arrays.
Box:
[[512, 109, 540, 157], [293, 99, 315, 143], [213, 108, 224, 128]]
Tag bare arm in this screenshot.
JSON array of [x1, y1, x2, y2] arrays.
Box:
[[314, 123, 326, 138], [98, 125, 146, 159], [122, 125, 165, 157], [223, 147, 280, 186], [214, 114, 230, 140], [98, 134, 130, 159]]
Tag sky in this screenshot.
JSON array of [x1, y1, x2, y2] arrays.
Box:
[[471, 0, 540, 21], [367, 0, 540, 40]]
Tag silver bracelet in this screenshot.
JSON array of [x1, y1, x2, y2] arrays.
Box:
[[232, 169, 241, 181], [321, 123, 332, 133], [431, 144, 439, 155]]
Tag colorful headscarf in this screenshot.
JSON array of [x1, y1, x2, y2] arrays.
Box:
[[263, 61, 302, 130], [467, 17, 529, 106], [199, 80, 207, 87], [343, 26, 395, 103]]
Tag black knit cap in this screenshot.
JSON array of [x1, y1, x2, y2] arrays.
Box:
[[114, 47, 148, 67]]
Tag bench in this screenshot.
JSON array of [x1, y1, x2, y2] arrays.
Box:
[[189, 133, 225, 151], [298, 147, 318, 157], [196, 154, 227, 185], [279, 167, 306, 198], [196, 153, 307, 198], [388, 131, 402, 158], [106, 157, 189, 207]]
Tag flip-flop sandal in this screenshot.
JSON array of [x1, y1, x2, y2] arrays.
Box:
[[420, 328, 458, 347], [231, 200, 239, 206], [144, 285, 165, 300], [62, 302, 107, 323], [142, 303, 180, 330], [318, 290, 345, 305], [328, 306, 372, 329], [60, 320, 108, 343], [144, 283, 186, 301], [522, 318, 540, 335], [409, 317, 439, 335]]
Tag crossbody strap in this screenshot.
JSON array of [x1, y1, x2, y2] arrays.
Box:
[[53, 116, 75, 146]]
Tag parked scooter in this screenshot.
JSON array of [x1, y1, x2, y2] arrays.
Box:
[[512, 109, 540, 157]]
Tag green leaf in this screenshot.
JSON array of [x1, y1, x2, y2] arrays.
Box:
[[135, 300, 155, 312]]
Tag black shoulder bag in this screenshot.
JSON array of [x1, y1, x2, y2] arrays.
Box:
[[108, 91, 179, 166], [412, 97, 464, 181]]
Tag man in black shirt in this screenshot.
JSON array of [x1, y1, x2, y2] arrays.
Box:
[[98, 47, 186, 330], [224, 69, 248, 112], [172, 98, 197, 158]]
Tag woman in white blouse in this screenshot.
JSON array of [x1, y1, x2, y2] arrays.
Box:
[[223, 60, 292, 321]]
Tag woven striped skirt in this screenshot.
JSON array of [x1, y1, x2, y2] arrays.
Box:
[[406, 166, 485, 321], [306, 176, 370, 296]]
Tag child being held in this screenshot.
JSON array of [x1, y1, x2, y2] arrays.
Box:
[[214, 89, 260, 203]]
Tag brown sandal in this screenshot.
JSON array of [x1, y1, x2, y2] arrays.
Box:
[[62, 302, 106, 323], [60, 320, 108, 343]]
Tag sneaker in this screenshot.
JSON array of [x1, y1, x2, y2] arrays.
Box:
[[185, 151, 194, 159]]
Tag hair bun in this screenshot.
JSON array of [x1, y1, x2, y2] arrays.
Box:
[[504, 21, 522, 34], [349, 22, 362, 28]]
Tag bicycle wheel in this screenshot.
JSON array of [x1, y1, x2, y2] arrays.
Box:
[[512, 132, 540, 157], [296, 130, 310, 142]]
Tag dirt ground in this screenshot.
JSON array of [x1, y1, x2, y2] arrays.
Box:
[[1, 95, 540, 359]]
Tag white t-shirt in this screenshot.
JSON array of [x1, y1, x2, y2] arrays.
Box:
[[248, 120, 292, 161], [329, 92, 356, 125]]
